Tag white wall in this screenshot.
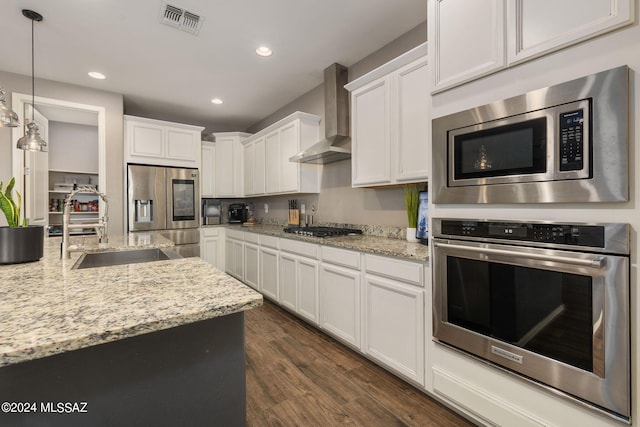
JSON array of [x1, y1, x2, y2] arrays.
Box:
[[48, 122, 99, 173], [428, 18, 639, 427]]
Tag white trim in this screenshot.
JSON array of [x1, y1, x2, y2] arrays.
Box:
[[12, 93, 107, 225]]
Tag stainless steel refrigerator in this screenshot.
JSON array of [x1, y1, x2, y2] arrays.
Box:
[[127, 164, 200, 257]]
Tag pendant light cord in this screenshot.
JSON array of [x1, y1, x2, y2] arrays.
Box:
[[30, 16, 35, 123]]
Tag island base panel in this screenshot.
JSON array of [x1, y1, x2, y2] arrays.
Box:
[[0, 312, 246, 427]]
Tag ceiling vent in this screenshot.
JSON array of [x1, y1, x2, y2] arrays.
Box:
[[160, 2, 204, 35]]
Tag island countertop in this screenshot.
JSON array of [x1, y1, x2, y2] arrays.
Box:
[[0, 233, 263, 368]]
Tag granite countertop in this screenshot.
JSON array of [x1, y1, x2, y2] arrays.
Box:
[[0, 233, 263, 368], [225, 224, 430, 262]]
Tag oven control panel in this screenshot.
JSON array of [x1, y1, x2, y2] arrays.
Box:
[[440, 220, 605, 248]]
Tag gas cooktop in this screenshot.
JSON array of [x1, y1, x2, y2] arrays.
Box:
[[283, 226, 363, 238]]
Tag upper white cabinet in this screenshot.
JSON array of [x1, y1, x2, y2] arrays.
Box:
[[507, 0, 635, 65], [201, 141, 215, 197], [213, 132, 251, 198], [124, 115, 203, 168], [428, 0, 506, 94], [429, 0, 634, 93], [243, 136, 266, 196], [395, 57, 430, 182], [345, 43, 429, 187], [349, 76, 391, 186], [242, 112, 321, 196]]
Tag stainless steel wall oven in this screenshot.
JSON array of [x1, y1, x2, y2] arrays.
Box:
[[432, 66, 629, 204], [432, 218, 630, 422]]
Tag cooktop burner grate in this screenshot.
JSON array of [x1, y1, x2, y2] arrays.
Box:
[[283, 226, 363, 238]]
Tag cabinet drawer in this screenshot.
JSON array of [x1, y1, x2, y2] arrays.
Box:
[[280, 238, 318, 259], [201, 226, 221, 237], [226, 228, 244, 240], [259, 234, 279, 249], [244, 232, 260, 244], [364, 254, 423, 286], [321, 246, 360, 270]]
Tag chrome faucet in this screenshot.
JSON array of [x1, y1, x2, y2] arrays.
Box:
[[62, 186, 109, 259]]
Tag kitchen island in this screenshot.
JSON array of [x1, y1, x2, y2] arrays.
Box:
[[0, 233, 262, 426]]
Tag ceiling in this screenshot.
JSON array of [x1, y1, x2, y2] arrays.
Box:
[[0, 1, 426, 134]]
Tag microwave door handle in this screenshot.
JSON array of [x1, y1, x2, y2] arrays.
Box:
[[433, 242, 606, 268]]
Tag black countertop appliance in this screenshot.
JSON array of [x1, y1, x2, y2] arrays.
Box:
[[228, 203, 248, 223]]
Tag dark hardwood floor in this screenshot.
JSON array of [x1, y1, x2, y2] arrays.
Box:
[[245, 300, 475, 427]]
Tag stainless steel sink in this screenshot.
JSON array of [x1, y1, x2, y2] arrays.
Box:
[[72, 248, 182, 269]]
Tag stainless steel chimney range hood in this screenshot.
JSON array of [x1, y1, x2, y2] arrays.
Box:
[[290, 63, 351, 164]]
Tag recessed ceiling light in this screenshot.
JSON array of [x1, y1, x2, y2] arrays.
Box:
[[255, 46, 272, 57], [211, 98, 223, 105], [88, 71, 106, 80]]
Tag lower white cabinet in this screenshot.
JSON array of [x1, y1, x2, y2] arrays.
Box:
[[363, 255, 425, 386], [259, 246, 279, 301], [200, 226, 224, 269], [279, 253, 297, 312], [319, 256, 361, 349], [279, 239, 319, 324], [224, 230, 244, 280], [259, 235, 279, 301], [244, 242, 260, 291], [221, 231, 427, 389]]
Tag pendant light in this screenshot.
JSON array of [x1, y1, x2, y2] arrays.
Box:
[[16, 9, 47, 152], [0, 86, 20, 127]]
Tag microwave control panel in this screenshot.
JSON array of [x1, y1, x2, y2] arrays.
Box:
[[559, 109, 584, 171]]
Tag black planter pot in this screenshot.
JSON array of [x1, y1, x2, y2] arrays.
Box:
[[0, 225, 44, 264]]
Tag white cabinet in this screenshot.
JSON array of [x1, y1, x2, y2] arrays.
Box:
[[279, 239, 319, 324], [428, 0, 634, 93], [259, 235, 279, 301], [395, 57, 430, 182], [349, 76, 391, 186], [200, 226, 224, 269], [265, 130, 280, 194], [243, 232, 260, 291], [213, 132, 250, 198], [507, 0, 635, 65], [124, 115, 203, 168], [319, 247, 361, 349], [242, 112, 321, 195], [345, 44, 429, 187], [224, 229, 244, 280], [201, 141, 215, 197], [242, 136, 266, 196], [428, 0, 506, 93], [363, 254, 425, 386], [280, 253, 297, 312]]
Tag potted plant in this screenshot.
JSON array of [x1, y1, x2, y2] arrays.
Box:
[[404, 184, 420, 242], [0, 177, 43, 264]]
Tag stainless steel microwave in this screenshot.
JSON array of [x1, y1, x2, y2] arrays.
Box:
[[432, 66, 629, 204]]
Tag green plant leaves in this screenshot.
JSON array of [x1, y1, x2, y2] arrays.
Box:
[[0, 177, 22, 228]]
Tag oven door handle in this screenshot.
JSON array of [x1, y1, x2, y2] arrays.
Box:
[[433, 242, 606, 268]]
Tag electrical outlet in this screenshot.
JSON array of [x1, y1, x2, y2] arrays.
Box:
[[263, 203, 268, 213]]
